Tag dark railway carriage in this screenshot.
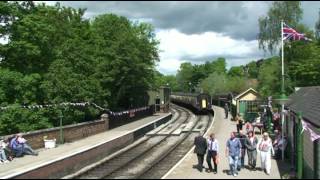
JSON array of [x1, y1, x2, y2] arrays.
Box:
[[170, 92, 213, 114]]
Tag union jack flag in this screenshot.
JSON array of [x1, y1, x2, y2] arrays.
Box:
[[283, 23, 312, 41]]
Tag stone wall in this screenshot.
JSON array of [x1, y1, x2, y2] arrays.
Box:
[[3, 114, 109, 149]]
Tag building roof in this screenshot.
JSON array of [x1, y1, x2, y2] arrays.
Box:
[[286, 86, 320, 127], [234, 88, 259, 100]]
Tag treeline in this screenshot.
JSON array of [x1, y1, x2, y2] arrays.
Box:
[[0, 2, 159, 135], [156, 57, 257, 96]]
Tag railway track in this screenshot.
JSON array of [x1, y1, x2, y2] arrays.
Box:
[[139, 115, 211, 179], [71, 105, 212, 179]]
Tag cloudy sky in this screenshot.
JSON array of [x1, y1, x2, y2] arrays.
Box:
[[36, 1, 320, 74]]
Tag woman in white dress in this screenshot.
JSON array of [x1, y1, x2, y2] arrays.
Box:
[[257, 132, 274, 175]]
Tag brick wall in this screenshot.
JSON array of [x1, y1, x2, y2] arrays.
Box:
[[13, 133, 134, 179], [10, 113, 172, 179], [3, 114, 109, 149]]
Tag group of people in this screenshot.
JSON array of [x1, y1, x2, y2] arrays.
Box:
[[0, 133, 38, 164], [194, 132, 219, 173], [194, 129, 278, 177]]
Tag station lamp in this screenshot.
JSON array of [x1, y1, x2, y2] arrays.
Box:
[[274, 93, 289, 161]]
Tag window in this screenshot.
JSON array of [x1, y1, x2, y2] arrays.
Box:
[[245, 100, 264, 113]]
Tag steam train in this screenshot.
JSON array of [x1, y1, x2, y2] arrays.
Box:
[[170, 92, 214, 115]]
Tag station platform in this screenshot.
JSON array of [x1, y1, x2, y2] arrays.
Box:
[[0, 112, 171, 179], [163, 106, 291, 179]]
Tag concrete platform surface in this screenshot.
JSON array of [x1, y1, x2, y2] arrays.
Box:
[[164, 107, 291, 179], [0, 113, 170, 179]]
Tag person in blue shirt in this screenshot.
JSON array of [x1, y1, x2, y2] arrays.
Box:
[[10, 134, 38, 157], [10, 134, 24, 157], [225, 132, 241, 177]]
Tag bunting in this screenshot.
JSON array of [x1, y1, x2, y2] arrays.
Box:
[[0, 102, 150, 117], [301, 120, 320, 142]]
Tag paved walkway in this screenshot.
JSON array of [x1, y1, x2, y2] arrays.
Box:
[[0, 113, 170, 179], [164, 107, 290, 179]]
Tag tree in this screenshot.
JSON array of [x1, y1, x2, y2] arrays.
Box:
[[205, 57, 227, 75], [91, 14, 159, 109], [247, 61, 259, 79], [258, 1, 303, 54], [176, 62, 194, 92], [200, 72, 227, 96], [0, 2, 161, 135], [228, 66, 244, 77], [257, 57, 281, 97], [286, 41, 320, 87]]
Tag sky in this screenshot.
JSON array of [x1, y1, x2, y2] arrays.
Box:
[[29, 1, 320, 74]]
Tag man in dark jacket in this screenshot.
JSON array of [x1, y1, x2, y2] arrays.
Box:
[[194, 131, 207, 172], [245, 131, 258, 170], [237, 130, 247, 171], [224, 103, 229, 119]]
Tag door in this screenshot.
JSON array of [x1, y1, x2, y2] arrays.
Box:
[[155, 98, 160, 112], [239, 100, 246, 116]]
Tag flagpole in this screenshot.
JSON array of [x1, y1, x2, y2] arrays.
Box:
[[281, 20, 284, 94], [281, 20, 285, 161]]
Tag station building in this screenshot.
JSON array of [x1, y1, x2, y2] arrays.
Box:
[[147, 86, 171, 113], [284, 86, 320, 179]]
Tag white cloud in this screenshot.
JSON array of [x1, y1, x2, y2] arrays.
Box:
[[0, 36, 8, 45], [155, 29, 266, 74]]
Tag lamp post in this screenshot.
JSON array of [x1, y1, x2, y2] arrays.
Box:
[[189, 82, 192, 93], [275, 93, 289, 161], [243, 65, 249, 88], [59, 109, 64, 144]]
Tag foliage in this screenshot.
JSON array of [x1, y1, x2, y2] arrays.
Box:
[[227, 66, 244, 77], [258, 1, 303, 54], [257, 57, 281, 97], [153, 71, 180, 92], [286, 41, 320, 87], [0, 2, 159, 135], [175, 58, 227, 93], [200, 72, 227, 95]]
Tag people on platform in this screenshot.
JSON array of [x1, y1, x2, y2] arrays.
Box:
[[224, 103, 229, 119], [225, 132, 241, 177], [10, 134, 38, 157], [257, 132, 274, 175], [245, 130, 258, 171], [206, 133, 219, 174], [245, 122, 254, 135], [273, 131, 288, 160], [273, 110, 281, 131], [235, 113, 244, 133], [194, 131, 207, 172], [236, 130, 247, 171], [0, 138, 9, 163]]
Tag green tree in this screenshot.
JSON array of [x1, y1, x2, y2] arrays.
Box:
[[286, 41, 320, 87], [247, 61, 259, 79], [257, 57, 281, 97], [228, 66, 244, 77], [200, 72, 227, 95], [0, 2, 161, 135], [258, 1, 303, 54], [176, 62, 194, 92], [91, 14, 159, 109]]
